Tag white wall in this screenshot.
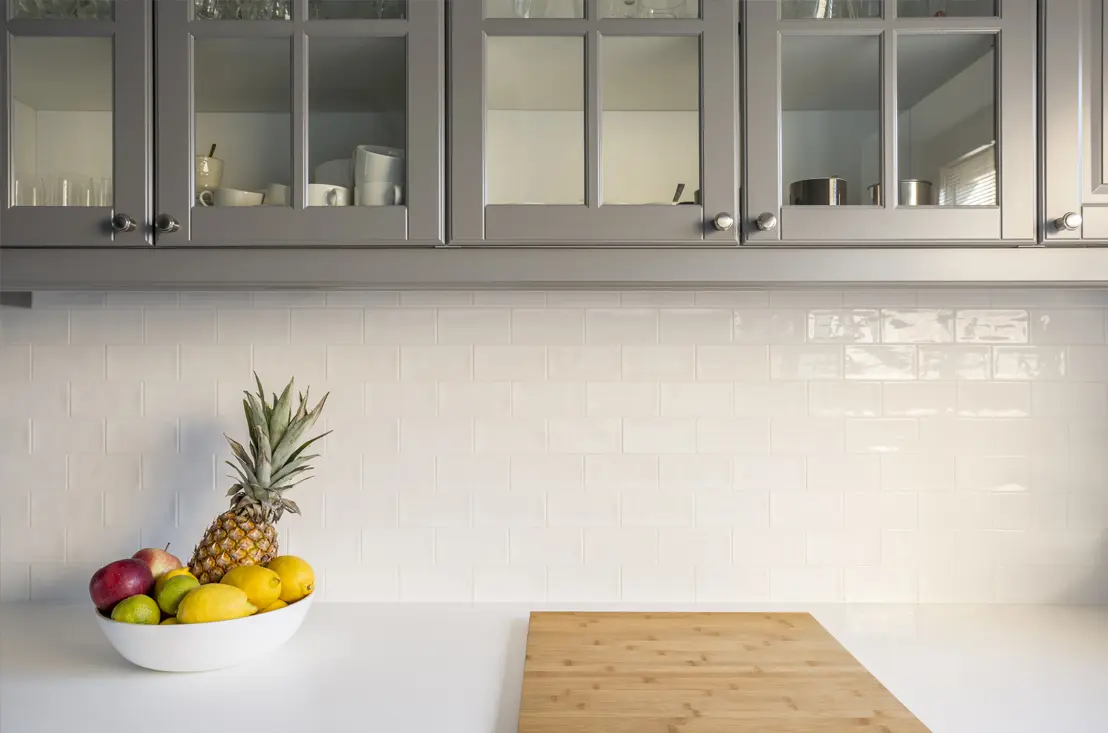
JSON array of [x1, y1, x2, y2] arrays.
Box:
[[2, 289, 1107, 605], [783, 111, 879, 205], [11, 100, 37, 182]]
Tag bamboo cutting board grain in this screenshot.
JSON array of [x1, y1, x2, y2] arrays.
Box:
[[517, 612, 931, 733]]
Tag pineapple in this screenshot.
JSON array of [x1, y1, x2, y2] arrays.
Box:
[[190, 374, 329, 584]]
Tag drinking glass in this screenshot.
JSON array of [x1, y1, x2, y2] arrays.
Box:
[[49, 177, 88, 206], [13, 178, 46, 207], [95, 177, 114, 207], [639, 0, 685, 17]]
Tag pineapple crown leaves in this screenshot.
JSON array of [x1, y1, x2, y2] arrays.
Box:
[[221, 373, 331, 521]]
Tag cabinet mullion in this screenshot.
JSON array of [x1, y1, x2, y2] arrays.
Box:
[[881, 29, 897, 209], [293, 32, 308, 210], [587, 28, 600, 209]]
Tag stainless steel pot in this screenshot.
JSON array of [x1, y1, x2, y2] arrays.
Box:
[[789, 177, 848, 206], [866, 180, 933, 206]]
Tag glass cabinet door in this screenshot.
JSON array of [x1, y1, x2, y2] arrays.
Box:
[[450, 0, 739, 244], [1, 0, 150, 246], [155, 0, 443, 245], [744, 0, 1036, 243], [1043, 0, 1108, 243]]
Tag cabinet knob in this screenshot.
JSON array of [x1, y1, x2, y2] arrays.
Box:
[[110, 213, 137, 233], [713, 212, 735, 231], [155, 214, 181, 234], [754, 212, 778, 231], [1053, 212, 1082, 232]]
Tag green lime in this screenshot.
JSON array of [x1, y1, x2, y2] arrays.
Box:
[[110, 595, 160, 625], [156, 574, 201, 615]]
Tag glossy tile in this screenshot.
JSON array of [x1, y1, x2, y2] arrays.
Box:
[[844, 345, 917, 380], [955, 310, 1029, 344], [771, 345, 843, 380], [881, 309, 954, 344], [919, 346, 991, 380], [994, 346, 1067, 381], [806, 309, 879, 343]]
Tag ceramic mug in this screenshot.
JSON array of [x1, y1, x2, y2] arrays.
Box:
[[198, 187, 263, 207], [307, 183, 351, 207], [195, 156, 224, 193], [355, 182, 403, 206], [263, 183, 289, 206], [353, 145, 404, 184]]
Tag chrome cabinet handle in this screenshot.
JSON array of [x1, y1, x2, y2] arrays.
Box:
[[1053, 212, 1082, 232], [110, 213, 137, 233], [754, 212, 778, 231], [713, 212, 735, 231], [155, 214, 180, 233]]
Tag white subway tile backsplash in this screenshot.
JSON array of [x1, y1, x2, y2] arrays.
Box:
[[510, 528, 582, 565], [435, 382, 507, 418], [587, 382, 658, 418], [107, 345, 177, 381], [621, 565, 695, 602], [510, 455, 584, 492], [434, 528, 508, 566], [622, 346, 696, 381], [400, 346, 472, 382], [474, 346, 545, 381], [33, 345, 105, 382], [662, 383, 734, 417], [806, 309, 878, 343], [2, 309, 70, 344], [365, 309, 436, 345], [5, 289, 1108, 604], [548, 346, 621, 381], [69, 309, 142, 345], [919, 346, 991, 380], [585, 309, 658, 345], [1030, 309, 1105, 344], [770, 345, 843, 380], [437, 309, 511, 345], [659, 309, 732, 344], [809, 382, 882, 417], [511, 309, 583, 345]]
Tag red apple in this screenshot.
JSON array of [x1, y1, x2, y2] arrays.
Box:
[[132, 544, 182, 579], [89, 559, 154, 613]]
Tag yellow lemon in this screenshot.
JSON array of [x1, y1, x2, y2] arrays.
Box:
[[160, 618, 179, 625], [110, 595, 160, 625], [259, 599, 287, 614], [265, 556, 314, 602], [220, 566, 283, 609], [154, 568, 196, 597], [156, 574, 201, 615], [176, 584, 256, 624]]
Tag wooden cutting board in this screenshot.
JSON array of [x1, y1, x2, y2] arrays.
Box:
[[518, 612, 931, 733]]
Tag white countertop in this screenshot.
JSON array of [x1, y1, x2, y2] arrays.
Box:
[[3, 603, 1107, 733]]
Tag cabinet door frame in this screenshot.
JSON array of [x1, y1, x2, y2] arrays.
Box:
[[154, 0, 444, 246], [744, 0, 1037, 245], [449, 0, 739, 246], [0, 0, 152, 247], [1043, 0, 1108, 242]]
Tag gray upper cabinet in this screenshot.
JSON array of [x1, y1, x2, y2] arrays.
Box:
[[153, 0, 444, 246], [744, 0, 1037, 244], [1043, 0, 1108, 243], [0, 0, 151, 246], [449, 0, 740, 245]]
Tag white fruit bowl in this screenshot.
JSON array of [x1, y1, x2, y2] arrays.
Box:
[[95, 593, 313, 672]]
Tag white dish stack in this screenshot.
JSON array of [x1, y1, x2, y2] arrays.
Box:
[[354, 145, 405, 206]]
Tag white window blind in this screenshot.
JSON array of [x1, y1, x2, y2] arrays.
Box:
[[938, 142, 997, 206]]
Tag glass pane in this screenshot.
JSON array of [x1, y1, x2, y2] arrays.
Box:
[[10, 36, 113, 206], [194, 0, 291, 20], [781, 0, 882, 19], [11, 0, 112, 18], [600, 0, 700, 18], [309, 37, 405, 208], [781, 35, 880, 206], [897, 34, 996, 206], [309, 0, 405, 19], [194, 39, 290, 207], [899, 0, 995, 17], [486, 0, 583, 18], [602, 36, 699, 205], [486, 36, 584, 205]]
